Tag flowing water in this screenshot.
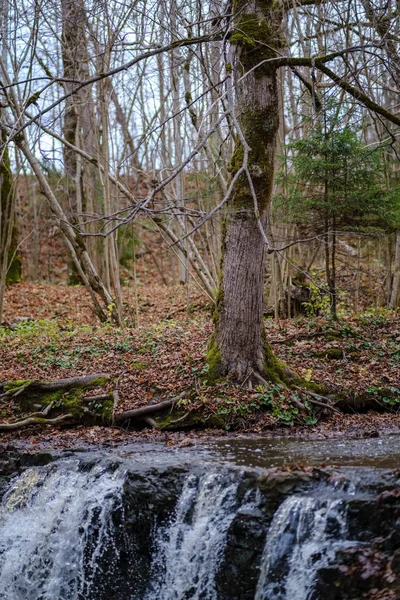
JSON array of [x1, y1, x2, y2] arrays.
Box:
[[255, 497, 347, 600], [0, 437, 399, 599], [147, 472, 241, 599], [0, 461, 126, 599]]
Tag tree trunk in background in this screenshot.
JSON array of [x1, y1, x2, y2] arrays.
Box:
[[208, 0, 296, 385], [0, 136, 15, 322], [61, 0, 97, 283], [0, 0, 21, 321], [0, 137, 21, 290], [389, 232, 400, 309]]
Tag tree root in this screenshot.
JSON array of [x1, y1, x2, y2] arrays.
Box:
[[115, 392, 186, 425], [270, 331, 341, 345], [0, 414, 75, 431], [0, 377, 187, 432], [295, 387, 341, 414], [0, 374, 111, 400], [0, 375, 112, 431]]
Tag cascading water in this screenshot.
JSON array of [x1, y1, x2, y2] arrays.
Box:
[[0, 454, 361, 600], [147, 471, 242, 600], [255, 496, 347, 600], [0, 460, 126, 600]]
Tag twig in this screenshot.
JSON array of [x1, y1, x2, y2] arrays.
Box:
[[21, 400, 55, 420], [290, 395, 306, 411]]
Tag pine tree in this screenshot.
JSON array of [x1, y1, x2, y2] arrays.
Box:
[[276, 126, 400, 318]]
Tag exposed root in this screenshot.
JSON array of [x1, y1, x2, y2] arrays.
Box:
[[114, 392, 186, 425], [0, 414, 75, 431], [297, 388, 341, 414], [252, 372, 270, 387], [0, 374, 111, 400], [0, 375, 113, 431], [159, 412, 190, 431]]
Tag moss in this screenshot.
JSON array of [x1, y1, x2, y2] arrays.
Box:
[[191, 413, 227, 429], [264, 342, 296, 385], [86, 395, 114, 424], [156, 410, 227, 431], [102, 398, 114, 423], [60, 388, 85, 418], [131, 362, 148, 371], [229, 12, 285, 77], [25, 91, 41, 107], [4, 380, 31, 392], [297, 379, 330, 395], [40, 390, 64, 405], [206, 334, 223, 385], [227, 106, 278, 215], [326, 348, 343, 360], [6, 252, 22, 284], [155, 412, 186, 428], [1, 132, 22, 285], [86, 376, 109, 386]]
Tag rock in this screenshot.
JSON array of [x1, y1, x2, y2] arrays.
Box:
[[257, 469, 313, 497]]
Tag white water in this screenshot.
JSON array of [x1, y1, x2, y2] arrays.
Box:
[[0, 461, 125, 600], [147, 471, 241, 600], [0, 460, 350, 600], [255, 495, 347, 600]]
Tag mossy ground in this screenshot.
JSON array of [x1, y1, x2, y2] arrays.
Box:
[[1, 283, 400, 435]]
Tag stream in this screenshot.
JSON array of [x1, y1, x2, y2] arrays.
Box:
[[1, 435, 400, 599]]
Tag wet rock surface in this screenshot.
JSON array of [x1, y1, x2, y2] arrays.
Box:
[[0, 443, 399, 599]]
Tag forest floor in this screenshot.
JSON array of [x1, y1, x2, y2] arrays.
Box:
[[1, 282, 400, 450]]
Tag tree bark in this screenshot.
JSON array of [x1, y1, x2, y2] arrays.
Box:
[[61, 0, 97, 284], [0, 0, 21, 323], [389, 232, 400, 309], [208, 0, 295, 384]]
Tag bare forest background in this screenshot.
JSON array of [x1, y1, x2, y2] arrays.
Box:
[[1, 0, 400, 327]]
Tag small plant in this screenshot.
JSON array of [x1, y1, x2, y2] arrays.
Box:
[[302, 282, 331, 317], [256, 384, 301, 426], [366, 386, 400, 407]]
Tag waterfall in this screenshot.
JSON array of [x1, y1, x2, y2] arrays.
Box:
[[0, 456, 353, 600], [147, 471, 241, 600], [0, 460, 125, 600], [255, 495, 347, 600]]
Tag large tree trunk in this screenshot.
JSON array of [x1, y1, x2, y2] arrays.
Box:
[[208, 0, 295, 384]]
